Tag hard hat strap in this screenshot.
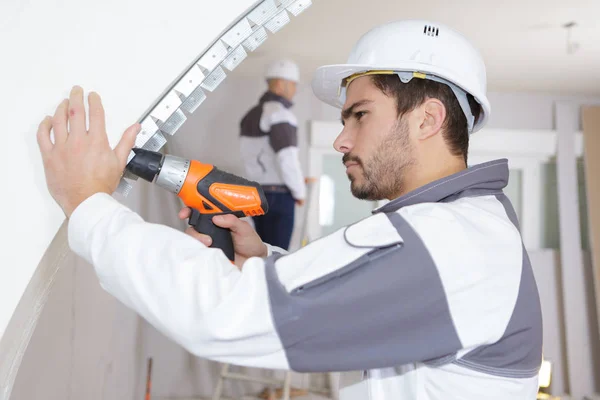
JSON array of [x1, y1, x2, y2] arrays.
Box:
[[396, 72, 475, 134], [343, 70, 396, 86]]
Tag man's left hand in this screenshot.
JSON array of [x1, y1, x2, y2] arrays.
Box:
[[37, 86, 141, 218]]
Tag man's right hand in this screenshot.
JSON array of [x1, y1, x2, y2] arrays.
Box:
[[178, 208, 268, 268]]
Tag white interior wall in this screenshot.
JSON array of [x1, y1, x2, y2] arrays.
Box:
[[3, 0, 600, 396], [9, 253, 144, 400]]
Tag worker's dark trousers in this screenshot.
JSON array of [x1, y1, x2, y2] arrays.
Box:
[[253, 191, 295, 250]]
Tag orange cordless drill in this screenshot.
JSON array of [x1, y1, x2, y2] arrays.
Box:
[[126, 148, 268, 261]]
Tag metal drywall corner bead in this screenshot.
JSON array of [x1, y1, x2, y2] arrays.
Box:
[[264, 9, 290, 33], [142, 131, 168, 153], [197, 40, 229, 72], [242, 27, 268, 51], [149, 92, 182, 123], [277, 0, 297, 7], [247, 0, 278, 25], [287, 0, 312, 16], [175, 65, 206, 97], [200, 66, 227, 92], [133, 117, 159, 149], [221, 18, 253, 49], [160, 109, 187, 136], [122, 169, 140, 181], [114, 177, 134, 196], [222, 46, 248, 71], [181, 86, 207, 113], [141, 116, 160, 135]]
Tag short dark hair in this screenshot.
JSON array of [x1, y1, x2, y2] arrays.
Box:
[[370, 75, 481, 163]]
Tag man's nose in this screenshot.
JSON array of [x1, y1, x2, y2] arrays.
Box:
[[333, 126, 353, 154]]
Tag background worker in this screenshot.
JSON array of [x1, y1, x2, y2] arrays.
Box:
[[239, 59, 306, 250]]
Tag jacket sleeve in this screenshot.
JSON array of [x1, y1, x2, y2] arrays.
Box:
[[268, 108, 305, 200], [68, 192, 525, 372]]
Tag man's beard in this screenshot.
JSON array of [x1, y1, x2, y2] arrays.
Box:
[[343, 119, 415, 201]]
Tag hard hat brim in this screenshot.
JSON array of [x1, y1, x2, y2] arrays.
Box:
[[311, 63, 490, 133]]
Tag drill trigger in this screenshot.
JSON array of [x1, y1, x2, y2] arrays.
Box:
[[188, 208, 202, 228]]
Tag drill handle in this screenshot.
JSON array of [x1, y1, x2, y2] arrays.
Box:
[[188, 208, 235, 261]]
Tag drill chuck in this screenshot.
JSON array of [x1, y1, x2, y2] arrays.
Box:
[[127, 148, 164, 182], [127, 148, 191, 195], [155, 155, 190, 194]]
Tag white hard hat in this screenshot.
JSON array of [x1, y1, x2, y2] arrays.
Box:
[[311, 20, 490, 133], [265, 59, 300, 83]]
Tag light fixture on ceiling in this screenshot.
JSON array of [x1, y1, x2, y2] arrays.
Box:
[[563, 21, 580, 55]]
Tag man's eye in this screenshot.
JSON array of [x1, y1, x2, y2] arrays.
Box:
[[355, 111, 367, 120]]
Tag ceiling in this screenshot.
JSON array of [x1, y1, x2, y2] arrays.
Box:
[[237, 0, 600, 95]]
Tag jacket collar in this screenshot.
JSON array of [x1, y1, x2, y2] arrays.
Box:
[[260, 91, 293, 108], [375, 159, 509, 213]]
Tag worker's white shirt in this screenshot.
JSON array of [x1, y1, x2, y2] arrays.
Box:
[[68, 159, 542, 400], [239, 91, 306, 200]]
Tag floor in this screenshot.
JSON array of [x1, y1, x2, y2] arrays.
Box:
[[156, 395, 331, 400]]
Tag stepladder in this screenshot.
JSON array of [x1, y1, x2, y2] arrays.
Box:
[[211, 363, 339, 400]]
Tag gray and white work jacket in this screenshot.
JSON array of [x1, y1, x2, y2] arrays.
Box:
[[68, 159, 543, 400], [239, 91, 305, 199]]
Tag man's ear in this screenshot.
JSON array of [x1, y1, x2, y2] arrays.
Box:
[[418, 98, 446, 140]]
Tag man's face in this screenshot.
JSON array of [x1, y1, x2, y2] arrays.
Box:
[[334, 76, 416, 201], [283, 80, 297, 100]]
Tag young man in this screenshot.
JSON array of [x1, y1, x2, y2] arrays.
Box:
[[37, 20, 542, 399], [239, 59, 306, 250]]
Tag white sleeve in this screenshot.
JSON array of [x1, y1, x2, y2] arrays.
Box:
[[276, 146, 306, 200], [67, 193, 289, 369], [67, 193, 531, 374]]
